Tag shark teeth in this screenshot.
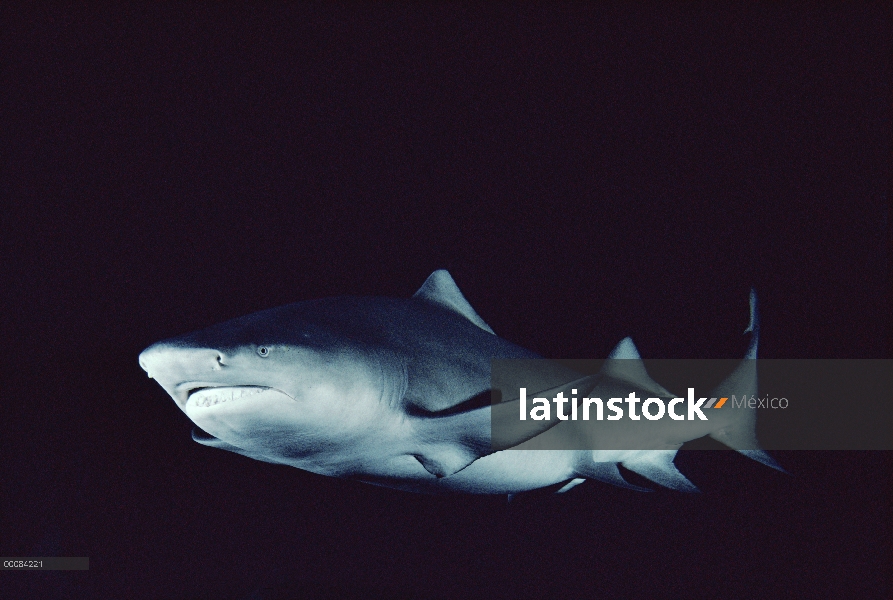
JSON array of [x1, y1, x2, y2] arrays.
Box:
[[190, 386, 270, 408]]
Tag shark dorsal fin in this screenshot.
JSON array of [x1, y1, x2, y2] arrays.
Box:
[[601, 337, 674, 398], [412, 270, 495, 334]]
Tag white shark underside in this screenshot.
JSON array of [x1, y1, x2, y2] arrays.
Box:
[[139, 270, 781, 496]]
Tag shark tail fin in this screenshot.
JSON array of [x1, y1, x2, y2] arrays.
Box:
[[706, 289, 786, 473]]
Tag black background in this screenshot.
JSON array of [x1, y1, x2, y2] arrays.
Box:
[[2, 4, 890, 599]]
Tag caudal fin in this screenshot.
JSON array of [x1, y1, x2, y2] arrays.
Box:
[[563, 290, 783, 496], [707, 289, 786, 472]]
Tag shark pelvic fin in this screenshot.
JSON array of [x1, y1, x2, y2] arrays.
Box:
[[621, 450, 700, 492], [412, 442, 483, 479], [412, 269, 495, 334]]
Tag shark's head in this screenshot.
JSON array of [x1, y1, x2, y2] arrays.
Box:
[[139, 299, 406, 470]]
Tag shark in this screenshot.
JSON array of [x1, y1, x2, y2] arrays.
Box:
[[139, 270, 782, 496]]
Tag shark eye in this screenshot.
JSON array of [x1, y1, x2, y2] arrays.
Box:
[[257, 346, 270, 357]]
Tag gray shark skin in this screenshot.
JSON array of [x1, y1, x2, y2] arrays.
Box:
[[139, 270, 781, 495]]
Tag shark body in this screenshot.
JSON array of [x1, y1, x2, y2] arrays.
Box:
[[139, 270, 780, 495]]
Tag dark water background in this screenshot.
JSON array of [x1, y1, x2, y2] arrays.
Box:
[[2, 4, 889, 598]]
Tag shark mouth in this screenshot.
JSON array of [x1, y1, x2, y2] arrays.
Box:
[[188, 386, 272, 408]]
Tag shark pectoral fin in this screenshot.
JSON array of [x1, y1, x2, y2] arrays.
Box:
[[491, 374, 601, 450], [410, 397, 496, 478], [412, 269, 495, 334]]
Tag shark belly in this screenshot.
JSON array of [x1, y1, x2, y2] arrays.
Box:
[[436, 450, 578, 494]]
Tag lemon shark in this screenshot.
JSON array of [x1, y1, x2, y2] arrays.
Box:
[[139, 270, 781, 495]]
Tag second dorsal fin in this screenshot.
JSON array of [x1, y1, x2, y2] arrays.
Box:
[[601, 337, 674, 398]]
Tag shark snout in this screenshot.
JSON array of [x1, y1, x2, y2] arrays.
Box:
[[139, 343, 227, 380], [139, 343, 236, 408]]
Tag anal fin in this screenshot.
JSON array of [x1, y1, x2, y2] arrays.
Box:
[[734, 449, 787, 472], [576, 460, 652, 492], [621, 450, 699, 493]]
